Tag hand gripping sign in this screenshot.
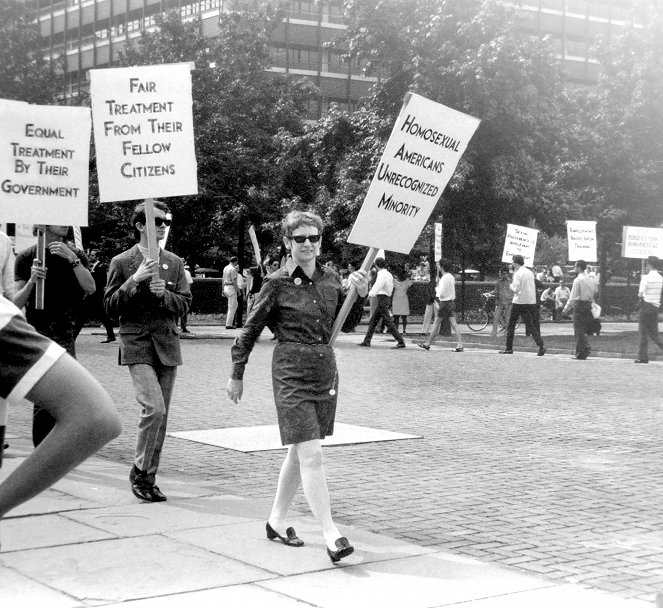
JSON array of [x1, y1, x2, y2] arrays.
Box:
[[330, 93, 480, 345]]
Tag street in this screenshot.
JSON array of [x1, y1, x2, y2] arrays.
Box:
[[5, 329, 663, 602]]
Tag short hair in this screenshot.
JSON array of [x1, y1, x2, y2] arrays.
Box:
[[374, 257, 387, 269], [512, 255, 525, 266], [438, 258, 452, 272], [131, 200, 170, 241], [647, 256, 660, 269], [229, 256, 238, 263], [575, 259, 587, 271], [282, 210, 323, 237]]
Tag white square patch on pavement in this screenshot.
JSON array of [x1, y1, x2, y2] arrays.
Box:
[[168, 423, 421, 452]]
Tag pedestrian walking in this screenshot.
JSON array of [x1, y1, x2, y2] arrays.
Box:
[[14, 225, 96, 445], [88, 249, 117, 343], [634, 255, 663, 364], [222, 256, 239, 329], [105, 201, 192, 502], [180, 263, 194, 334], [392, 266, 412, 335], [417, 259, 464, 352], [490, 266, 513, 339], [562, 259, 594, 360], [358, 257, 406, 349], [226, 210, 368, 563], [499, 255, 546, 356]]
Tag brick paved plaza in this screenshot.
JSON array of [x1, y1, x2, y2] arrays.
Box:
[[6, 329, 663, 603]]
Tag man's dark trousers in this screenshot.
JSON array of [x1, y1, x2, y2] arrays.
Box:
[[505, 303, 544, 351], [573, 300, 592, 358], [363, 294, 405, 345], [638, 302, 663, 362]]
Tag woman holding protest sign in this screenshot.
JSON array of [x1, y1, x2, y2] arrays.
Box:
[[226, 210, 368, 564]]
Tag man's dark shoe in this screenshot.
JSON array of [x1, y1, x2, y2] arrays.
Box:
[[391, 343, 406, 349], [131, 477, 167, 502], [499, 349, 513, 354], [537, 346, 546, 356], [100, 337, 116, 343], [572, 355, 587, 360], [416, 343, 430, 350], [357, 342, 370, 347], [634, 359, 649, 364]]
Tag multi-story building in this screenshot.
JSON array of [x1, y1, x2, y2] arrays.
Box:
[[32, 0, 642, 113]]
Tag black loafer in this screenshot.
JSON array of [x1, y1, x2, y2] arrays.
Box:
[[266, 522, 304, 547], [327, 537, 354, 563]]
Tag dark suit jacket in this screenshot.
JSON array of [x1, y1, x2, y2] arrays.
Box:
[[105, 245, 192, 366]]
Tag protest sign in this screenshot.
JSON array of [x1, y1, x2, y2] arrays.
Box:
[[434, 221, 442, 262], [567, 220, 597, 262], [347, 93, 480, 254], [0, 100, 91, 225], [501, 224, 538, 266], [621, 226, 663, 259], [90, 63, 198, 202]]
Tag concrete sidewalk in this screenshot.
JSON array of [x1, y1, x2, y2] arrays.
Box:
[[0, 442, 649, 607]]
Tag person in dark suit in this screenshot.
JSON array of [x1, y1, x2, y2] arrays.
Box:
[[105, 201, 192, 502], [89, 249, 116, 343]]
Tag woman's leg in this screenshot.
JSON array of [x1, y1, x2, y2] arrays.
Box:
[[268, 445, 301, 532], [296, 438, 341, 549]]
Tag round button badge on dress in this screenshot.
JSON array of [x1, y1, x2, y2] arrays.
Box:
[[162, 263, 169, 269], [294, 278, 302, 285]]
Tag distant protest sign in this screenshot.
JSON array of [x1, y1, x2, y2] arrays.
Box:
[[567, 220, 597, 262], [0, 99, 91, 225], [501, 224, 538, 266], [347, 93, 480, 254], [90, 63, 198, 202], [621, 226, 663, 259]]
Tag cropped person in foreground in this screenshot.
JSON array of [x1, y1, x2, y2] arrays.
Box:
[[0, 294, 121, 548], [226, 210, 368, 563]]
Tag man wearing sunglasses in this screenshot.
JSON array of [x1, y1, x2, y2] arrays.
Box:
[[105, 200, 192, 502]]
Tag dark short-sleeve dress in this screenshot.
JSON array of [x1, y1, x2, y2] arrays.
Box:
[[231, 261, 364, 445]]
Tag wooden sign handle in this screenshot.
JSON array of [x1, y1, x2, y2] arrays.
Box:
[[35, 229, 46, 310], [0, 397, 6, 468], [143, 199, 160, 276], [328, 247, 379, 348]]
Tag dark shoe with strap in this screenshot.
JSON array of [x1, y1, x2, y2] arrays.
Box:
[[266, 522, 304, 547], [327, 537, 354, 563]]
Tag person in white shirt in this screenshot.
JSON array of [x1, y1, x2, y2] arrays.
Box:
[[563, 259, 595, 360], [635, 256, 663, 364], [554, 283, 571, 321], [222, 256, 239, 329], [417, 259, 463, 351], [0, 231, 16, 300], [358, 257, 405, 349], [500, 255, 546, 355], [551, 261, 563, 283]]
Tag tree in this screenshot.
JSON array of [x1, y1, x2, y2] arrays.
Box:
[[86, 6, 316, 267], [0, 0, 59, 104], [556, 1, 663, 287], [275, 0, 570, 270]]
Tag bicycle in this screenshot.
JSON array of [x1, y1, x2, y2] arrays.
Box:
[[465, 292, 520, 332]]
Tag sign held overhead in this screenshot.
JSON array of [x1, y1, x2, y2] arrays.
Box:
[[347, 93, 480, 254]]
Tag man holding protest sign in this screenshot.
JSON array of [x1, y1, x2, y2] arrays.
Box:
[[635, 255, 663, 364], [14, 225, 96, 446], [500, 255, 546, 356], [105, 201, 191, 502]]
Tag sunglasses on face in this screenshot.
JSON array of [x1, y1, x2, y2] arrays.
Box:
[[289, 234, 321, 244], [154, 217, 172, 227]]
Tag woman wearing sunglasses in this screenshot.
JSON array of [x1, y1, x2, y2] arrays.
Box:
[[227, 210, 368, 563]]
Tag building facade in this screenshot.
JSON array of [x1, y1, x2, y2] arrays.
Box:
[[32, 0, 642, 112]]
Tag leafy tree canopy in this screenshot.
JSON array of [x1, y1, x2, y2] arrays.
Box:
[[0, 0, 60, 104]]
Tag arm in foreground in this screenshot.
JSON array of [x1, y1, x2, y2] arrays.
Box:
[[0, 354, 122, 524]]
